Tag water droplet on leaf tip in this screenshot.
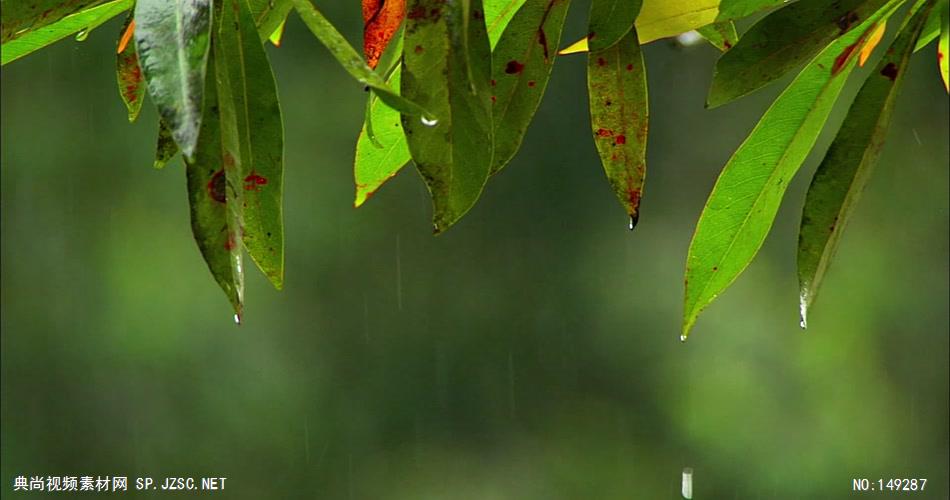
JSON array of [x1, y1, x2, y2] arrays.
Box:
[[628, 214, 638, 231], [233, 313, 242, 325], [75, 29, 89, 41], [679, 334, 687, 342], [420, 116, 438, 127]]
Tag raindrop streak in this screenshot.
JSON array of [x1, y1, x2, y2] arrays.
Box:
[[912, 128, 922, 146], [420, 116, 438, 127], [681, 467, 693, 499], [395, 234, 403, 311], [75, 29, 89, 41]]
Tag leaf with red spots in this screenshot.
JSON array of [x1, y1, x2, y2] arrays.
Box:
[[363, 0, 405, 68], [134, 0, 212, 159], [706, 0, 890, 108], [153, 119, 179, 169], [798, 2, 933, 328], [587, 25, 647, 224], [353, 1, 529, 207], [2, 0, 131, 65], [587, 0, 641, 52], [293, 0, 430, 119], [401, 0, 493, 233], [216, 0, 285, 289], [185, 51, 245, 317], [115, 11, 144, 122], [683, 1, 902, 338], [696, 20, 737, 52], [490, 0, 571, 174]]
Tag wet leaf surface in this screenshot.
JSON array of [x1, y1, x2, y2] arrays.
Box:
[[697, 20, 737, 51], [587, 26, 648, 222], [216, 0, 285, 289], [2, 0, 131, 65], [682, 1, 902, 337], [2, 0, 107, 43], [798, 3, 933, 328], [587, 0, 641, 52], [401, 0, 493, 233], [134, 0, 212, 159]]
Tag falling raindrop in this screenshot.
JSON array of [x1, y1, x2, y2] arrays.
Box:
[[233, 313, 242, 325], [420, 115, 438, 127], [75, 29, 89, 41], [681, 467, 693, 499]]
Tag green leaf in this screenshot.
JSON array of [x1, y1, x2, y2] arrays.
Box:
[[154, 119, 179, 169], [682, 2, 901, 338], [798, 2, 933, 329], [485, 0, 528, 47], [248, 0, 293, 42], [914, 1, 942, 49], [115, 11, 144, 122], [715, 0, 789, 19], [696, 20, 738, 51], [134, 0, 212, 159], [401, 0, 494, 233], [185, 51, 244, 319], [1, 0, 131, 65], [490, 0, 571, 174], [588, 0, 642, 52], [355, 68, 411, 207], [707, 0, 889, 109], [587, 26, 648, 224], [216, 0, 284, 289], [2, 0, 107, 43], [939, 0, 948, 90], [292, 0, 430, 119]]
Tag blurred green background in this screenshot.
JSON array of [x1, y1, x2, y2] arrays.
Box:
[[2, 3, 948, 498]]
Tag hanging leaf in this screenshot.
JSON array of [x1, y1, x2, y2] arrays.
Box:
[[248, 0, 293, 41], [355, 68, 411, 206], [1, 0, 110, 43], [363, 0, 405, 68], [490, 0, 571, 173], [293, 0, 430, 118], [134, 0, 212, 159], [216, 0, 285, 289], [587, 0, 642, 52], [401, 0, 494, 233], [696, 20, 737, 51], [268, 17, 287, 46], [706, 0, 889, 108], [353, 1, 525, 206], [798, 2, 932, 329], [682, 1, 902, 338], [914, 2, 942, 49], [588, 26, 648, 225], [116, 12, 144, 122], [2, 0, 131, 65], [186, 51, 244, 319], [154, 119, 179, 169]]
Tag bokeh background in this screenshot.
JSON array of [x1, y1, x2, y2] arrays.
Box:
[[2, 3, 948, 498]]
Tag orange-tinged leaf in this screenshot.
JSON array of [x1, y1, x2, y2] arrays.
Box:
[[363, 0, 405, 68], [117, 18, 135, 54], [269, 18, 286, 46], [859, 20, 886, 66]]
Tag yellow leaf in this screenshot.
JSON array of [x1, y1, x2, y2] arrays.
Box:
[[558, 37, 588, 55], [859, 21, 886, 66]]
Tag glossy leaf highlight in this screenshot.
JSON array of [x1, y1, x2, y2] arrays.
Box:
[[134, 0, 212, 159], [2, 0, 107, 43]]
